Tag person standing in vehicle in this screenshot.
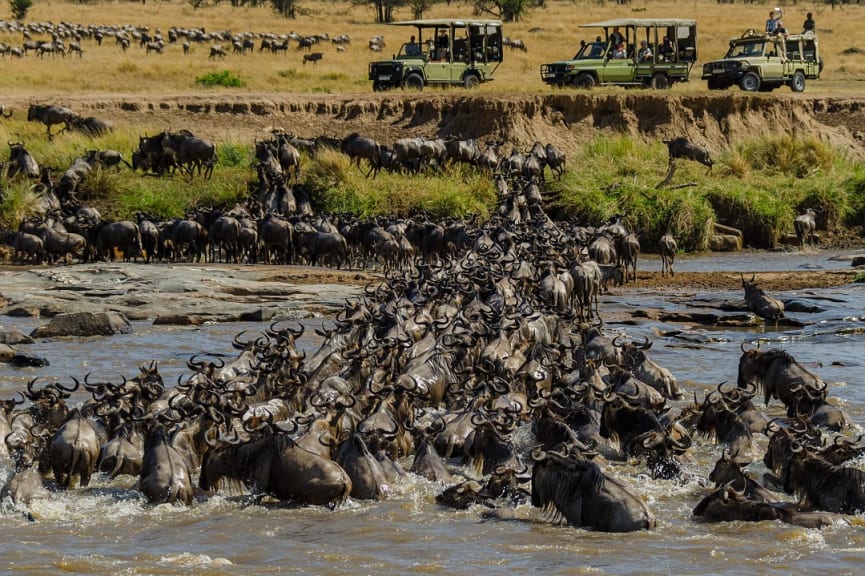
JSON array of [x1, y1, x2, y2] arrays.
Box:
[[765, 11, 779, 35], [610, 27, 625, 49], [802, 12, 816, 33]]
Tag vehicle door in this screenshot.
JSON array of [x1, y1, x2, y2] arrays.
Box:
[[601, 52, 636, 83], [762, 38, 785, 80], [449, 28, 469, 82], [424, 27, 451, 83]]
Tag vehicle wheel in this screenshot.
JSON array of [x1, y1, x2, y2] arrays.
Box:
[[739, 71, 761, 92], [463, 74, 480, 89], [707, 77, 727, 90], [650, 73, 670, 90], [790, 71, 806, 93], [404, 73, 424, 91], [372, 82, 386, 92], [572, 73, 595, 90]]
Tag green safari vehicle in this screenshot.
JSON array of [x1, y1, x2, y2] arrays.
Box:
[[540, 18, 697, 90]]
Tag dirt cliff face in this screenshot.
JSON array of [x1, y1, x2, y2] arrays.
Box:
[[11, 92, 865, 157]]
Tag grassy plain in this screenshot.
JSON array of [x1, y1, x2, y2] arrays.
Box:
[[0, 0, 863, 95]]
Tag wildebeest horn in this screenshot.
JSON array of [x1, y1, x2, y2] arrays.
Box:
[[530, 446, 547, 462]]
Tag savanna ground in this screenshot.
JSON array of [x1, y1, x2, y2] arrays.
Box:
[[1, 0, 864, 294]]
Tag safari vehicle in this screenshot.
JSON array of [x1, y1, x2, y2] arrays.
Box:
[[539, 18, 697, 90], [368, 18, 503, 91], [701, 30, 821, 92]]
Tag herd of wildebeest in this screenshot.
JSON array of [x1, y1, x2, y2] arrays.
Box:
[[0, 92, 860, 532]]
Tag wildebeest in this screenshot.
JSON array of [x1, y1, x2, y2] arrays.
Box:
[[95, 220, 143, 262], [741, 274, 784, 323], [303, 52, 323, 66], [6, 141, 40, 179], [209, 44, 226, 59], [341, 133, 382, 178], [0, 104, 12, 119], [27, 104, 77, 140], [663, 137, 714, 172], [139, 425, 195, 506], [65, 115, 114, 137], [199, 433, 352, 507], [658, 232, 676, 277], [794, 208, 818, 250], [0, 230, 44, 263], [530, 449, 656, 532], [47, 408, 104, 489], [737, 345, 827, 409], [693, 484, 838, 528], [162, 131, 218, 178], [783, 445, 865, 514]]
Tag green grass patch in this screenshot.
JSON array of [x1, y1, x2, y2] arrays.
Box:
[[305, 148, 496, 219], [195, 70, 245, 88]]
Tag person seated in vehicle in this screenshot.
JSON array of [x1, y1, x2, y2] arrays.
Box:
[[774, 21, 787, 37], [660, 36, 675, 61], [637, 40, 653, 62], [587, 36, 605, 58], [611, 42, 627, 59], [802, 12, 815, 33], [404, 35, 420, 56]]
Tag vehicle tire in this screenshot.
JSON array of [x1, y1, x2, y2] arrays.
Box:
[[372, 82, 386, 92], [790, 70, 806, 93], [650, 73, 670, 90], [572, 73, 595, 90], [739, 71, 761, 92], [404, 73, 424, 91], [463, 74, 480, 89]]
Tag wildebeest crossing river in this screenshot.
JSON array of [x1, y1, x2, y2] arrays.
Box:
[[1, 251, 864, 575]]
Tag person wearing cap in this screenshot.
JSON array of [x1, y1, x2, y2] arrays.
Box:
[[637, 39, 653, 62]]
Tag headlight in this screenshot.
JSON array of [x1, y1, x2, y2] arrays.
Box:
[[731, 60, 746, 70]]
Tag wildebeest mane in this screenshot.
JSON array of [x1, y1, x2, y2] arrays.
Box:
[[535, 453, 605, 524]]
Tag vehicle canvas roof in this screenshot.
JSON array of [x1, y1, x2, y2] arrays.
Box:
[[389, 18, 503, 27], [579, 18, 697, 28]]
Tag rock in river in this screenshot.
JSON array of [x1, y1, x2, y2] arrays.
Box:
[[29, 312, 132, 338]]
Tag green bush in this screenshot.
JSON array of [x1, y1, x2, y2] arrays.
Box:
[[9, 0, 32, 21], [195, 70, 245, 88]]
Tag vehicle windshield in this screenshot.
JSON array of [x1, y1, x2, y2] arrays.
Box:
[[398, 40, 424, 58], [574, 40, 607, 59], [726, 40, 765, 58]]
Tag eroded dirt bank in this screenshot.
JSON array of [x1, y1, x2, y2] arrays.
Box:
[[7, 92, 865, 157]]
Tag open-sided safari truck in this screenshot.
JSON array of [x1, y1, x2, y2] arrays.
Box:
[[368, 18, 503, 91], [540, 18, 697, 90]]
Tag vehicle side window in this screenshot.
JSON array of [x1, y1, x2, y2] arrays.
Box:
[[453, 37, 468, 62]]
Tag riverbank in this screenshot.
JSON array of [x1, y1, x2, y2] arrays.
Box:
[[0, 256, 860, 325]]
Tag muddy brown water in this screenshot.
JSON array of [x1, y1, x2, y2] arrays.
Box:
[[1, 251, 864, 575]]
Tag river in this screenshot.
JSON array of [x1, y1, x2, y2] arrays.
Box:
[[1, 251, 864, 576]]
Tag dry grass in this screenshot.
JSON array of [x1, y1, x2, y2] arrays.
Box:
[[1, 0, 862, 97]]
